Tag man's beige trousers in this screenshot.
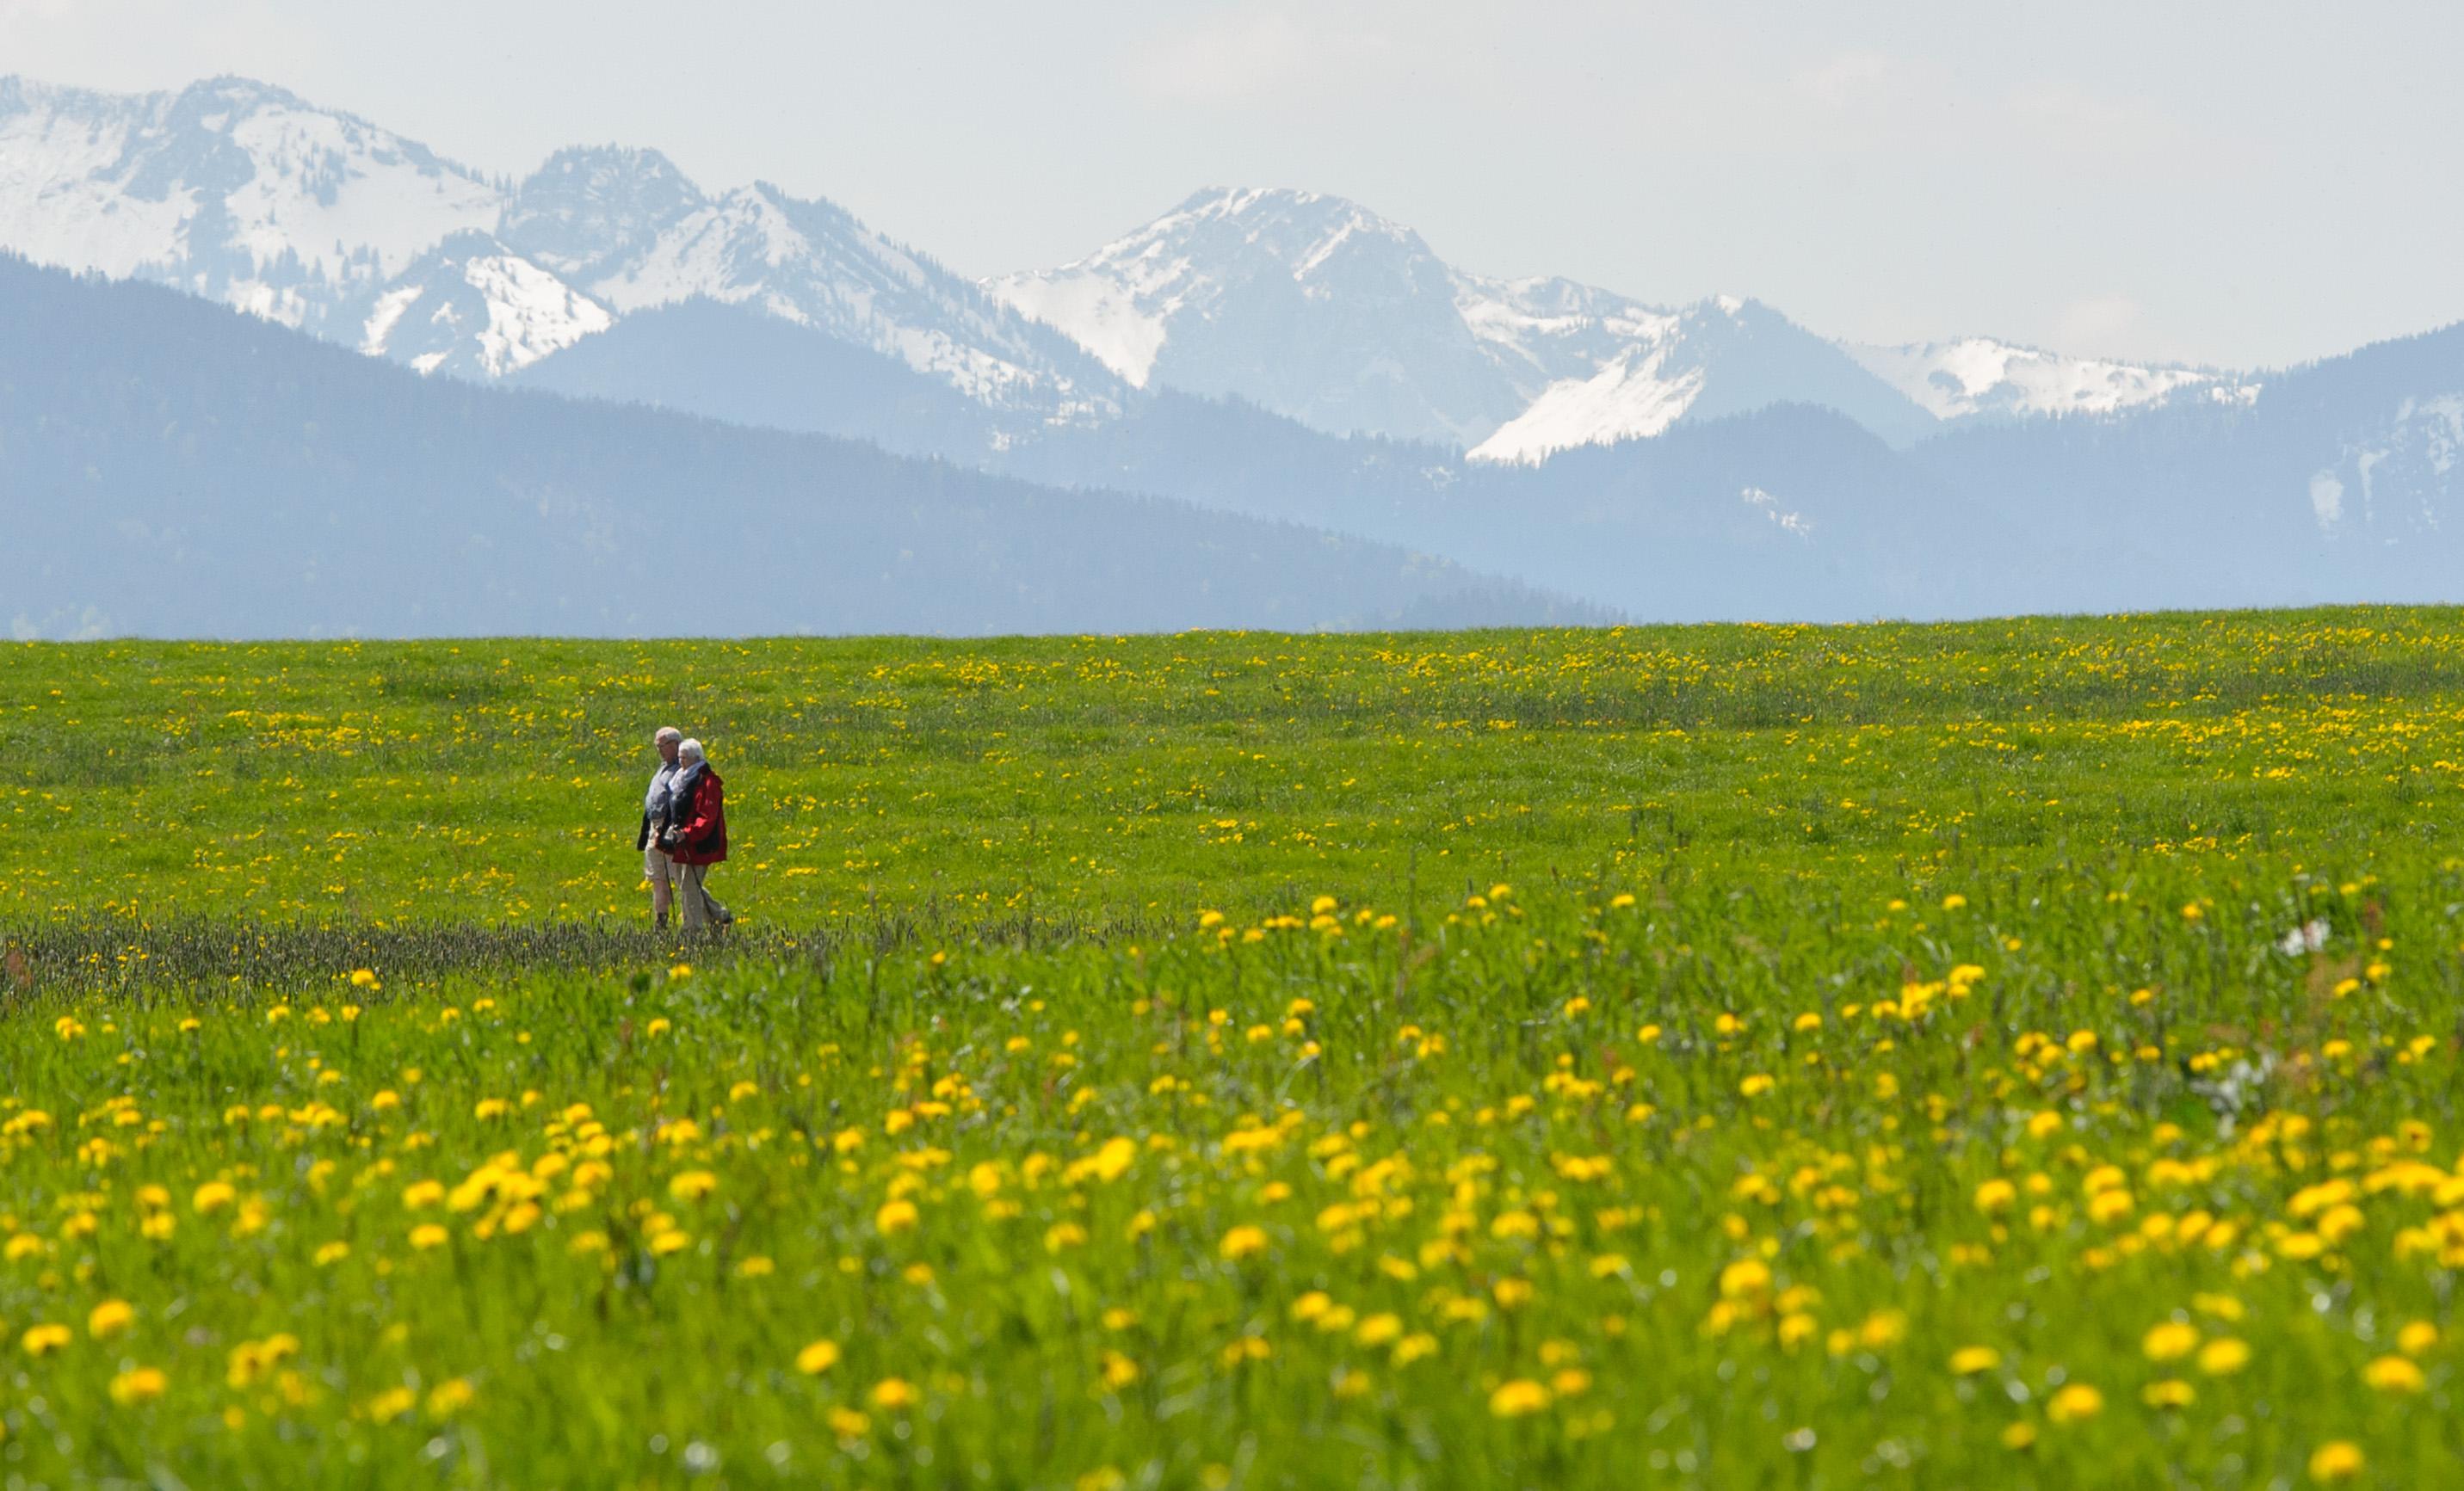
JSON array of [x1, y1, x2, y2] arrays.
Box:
[[645, 845, 677, 924]]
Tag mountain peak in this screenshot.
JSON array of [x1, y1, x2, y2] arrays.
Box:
[[176, 74, 309, 110], [986, 185, 1448, 394], [505, 145, 705, 279], [1145, 185, 1427, 265], [1843, 335, 2254, 422]]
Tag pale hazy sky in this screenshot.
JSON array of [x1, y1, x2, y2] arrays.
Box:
[[5, 0, 2457, 369]]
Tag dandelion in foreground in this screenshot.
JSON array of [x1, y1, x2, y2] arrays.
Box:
[[2142, 1379, 2195, 1408], [21, 1323, 71, 1357], [1488, 1379, 1550, 1417], [108, 1367, 168, 1405], [2362, 1355, 2424, 1394], [2142, 1322, 2199, 1362], [1220, 1225, 1269, 1260], [1948, 1346, 2001, 1376], [797, 1340, 841, 1375], [2308, 1443, 2365, 1483], [2045, 1384, 2103, 1425], [363, 1386, 417, 1422], [869, 1378, 918, 1410]]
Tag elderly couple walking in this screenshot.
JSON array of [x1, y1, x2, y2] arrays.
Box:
[[637, 727, 732, 934]]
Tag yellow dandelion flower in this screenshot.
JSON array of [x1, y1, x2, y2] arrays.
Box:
[[2046, 1384, 2103, 1425], [1488, 1379, 1550, 1417], [2143, 1321, 2200, 1362], [1717, 1259, 1772, 1299], [1219, 1224, 1269, 1261], [108, 1366, 168, 1405], [869, 1377, 918, 1411], [426, 1378, 476, 1419], [21, 1323, 71, 1357], [2142, 1379, 2195, 1408], [87, 1300, 135, 1339], [2363, 1355, 2425, 1394], [363, 1386, 417, 1422], [796, 1340, 841, 1375], [2307, 1443, 2365, 1483]]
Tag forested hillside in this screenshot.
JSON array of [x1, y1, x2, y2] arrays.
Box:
[[0, 257, 1603, 638]]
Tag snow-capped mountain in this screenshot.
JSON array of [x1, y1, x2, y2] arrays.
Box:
[[988, 188, 2289, 459], [987, 187, 1940, 459], [0, 76, 1117, 426], [990, 188, 1519, 447], [0, 75, 497, 338], [1847, 337, 2259, 422], [0, 71, 2381, 480], [361, 231, 612, 378], [556, 169, 1115, 416]]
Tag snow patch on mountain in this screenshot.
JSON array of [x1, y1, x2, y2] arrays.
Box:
[[361, 235, 613, 378], [211, 92, 499, 283], [1468, 349, 1704, 463], [0, 81, 195, 277], [990, 270, 1173, 386], [359, 284, 423, 354], [1740, 486, 1813, 537], [2308, 393, 2464, 538], [1847, 336, 2254, 422], [462, 255, 612, 374]]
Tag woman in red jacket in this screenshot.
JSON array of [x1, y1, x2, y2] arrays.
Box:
[[659, 738, 732, 934]]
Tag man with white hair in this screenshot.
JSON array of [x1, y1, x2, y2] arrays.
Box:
[[659, 736, 732, 934], [633, 726, 686, 930]]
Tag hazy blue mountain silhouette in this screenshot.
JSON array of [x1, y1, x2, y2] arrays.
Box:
[[506, 291, 2464, 621], [1, 256, 1607, 639]]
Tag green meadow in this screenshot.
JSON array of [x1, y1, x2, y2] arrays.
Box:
[[1, 609, 2461, 1488]]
